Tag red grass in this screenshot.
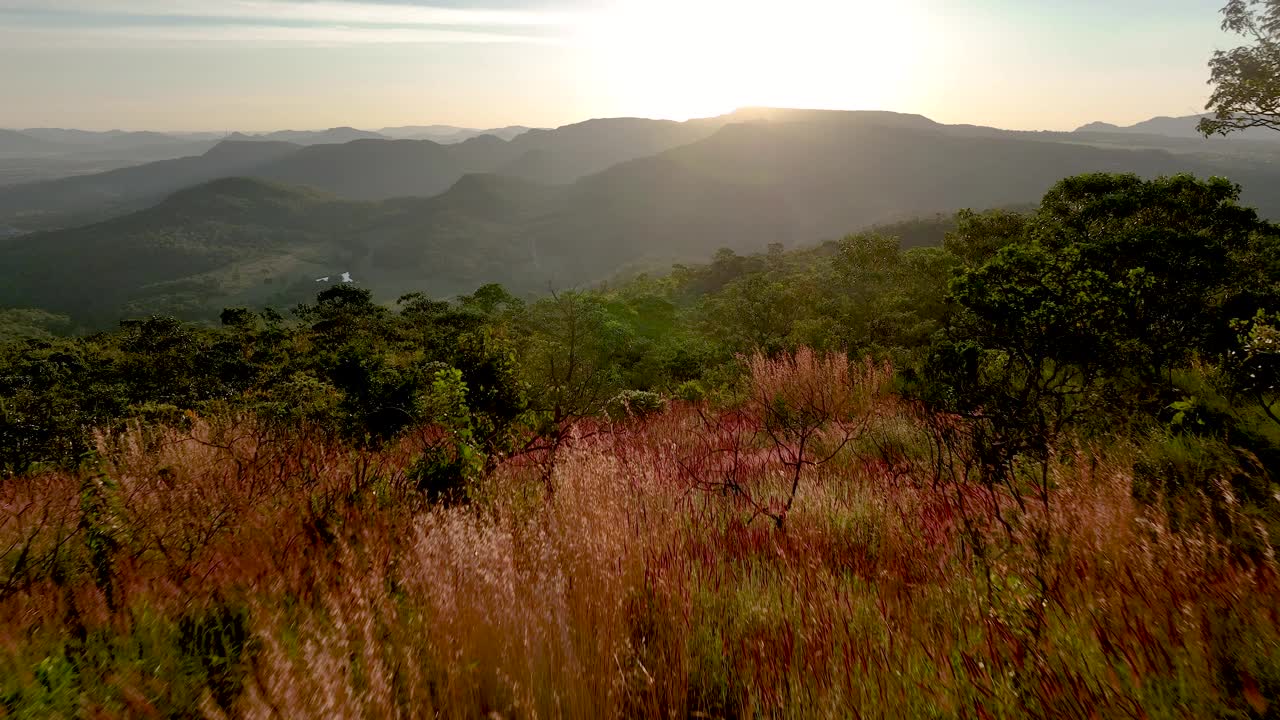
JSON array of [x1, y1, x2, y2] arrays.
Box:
[[1, 351, 1277, 718]]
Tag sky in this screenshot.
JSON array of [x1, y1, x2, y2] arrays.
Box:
[[0, 0, 1236, 132]]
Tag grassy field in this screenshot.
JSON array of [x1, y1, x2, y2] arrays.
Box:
[[2, 351, 1277, 718]]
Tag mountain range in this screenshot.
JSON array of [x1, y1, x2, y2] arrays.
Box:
[[0, 129, 223, 187], [4, 108, 1280, 328], [0, 114, 731, 232], [0, 125, 534, 154], [10, 110, 1269, 191], [226, 127, 390, 146], [378, 125, 534, 143], [228, 125, 536, 145], [1075, 113, 1280, 141], [0, 125, 536, 188]]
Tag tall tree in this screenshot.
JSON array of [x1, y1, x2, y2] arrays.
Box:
[[1200, 0, 1280, 136]]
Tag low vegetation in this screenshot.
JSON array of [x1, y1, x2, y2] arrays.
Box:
[[2, 173, 1279, 717]]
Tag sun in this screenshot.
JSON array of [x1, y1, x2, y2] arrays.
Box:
[[582, 0, 931, 120]]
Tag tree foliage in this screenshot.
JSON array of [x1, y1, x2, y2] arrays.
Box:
[[1201, 0, 1280, 136], [922, 173, 1280, 551]]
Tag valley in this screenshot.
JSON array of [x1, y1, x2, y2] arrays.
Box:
[[4, 108, 1280, 328]]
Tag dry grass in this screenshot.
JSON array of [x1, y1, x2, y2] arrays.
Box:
[[1, 351, 1277, 718]]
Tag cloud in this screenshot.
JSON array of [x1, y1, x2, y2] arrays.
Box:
[[0, 0, 586, 47], [0, 0, 581, 25], [0, 23, 555, 48]]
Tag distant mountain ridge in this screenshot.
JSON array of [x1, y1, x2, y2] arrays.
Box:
[[379, 125, 534, 143], [6, 110, 1280, 327], [0, 130, 60, 154], [21, 129, 198, 146], [0, 129, 225, 187], [13, 110, 1275, 192], [0, 140, 302, 228], [228, 127, 391, 145], [1, 128, 229, 153], [1075, 113, 1280, 141], [7, 106, 1280, 236], [0, 112, 745, 231]]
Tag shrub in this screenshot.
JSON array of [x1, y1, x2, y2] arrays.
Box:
[[1133, 432, 1276, 552], [674, 380, 707, 403], [606, 390, 667, 421]]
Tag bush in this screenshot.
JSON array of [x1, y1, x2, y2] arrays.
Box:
[[606, 390, 667, 421], [409, 443, 479, 505], [674, 380, 707, 403], [1133, 432, 1277, 553]]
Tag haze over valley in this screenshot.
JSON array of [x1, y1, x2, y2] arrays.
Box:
[[4, 107, 1280, 327]]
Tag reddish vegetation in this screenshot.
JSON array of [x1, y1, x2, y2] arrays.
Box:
[[2, 351, 1277, 718]]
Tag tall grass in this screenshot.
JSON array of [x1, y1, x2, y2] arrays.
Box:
[[1, 350, 1277, 718]]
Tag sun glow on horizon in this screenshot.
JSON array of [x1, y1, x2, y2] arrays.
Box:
[[582, 0, 935, 121]]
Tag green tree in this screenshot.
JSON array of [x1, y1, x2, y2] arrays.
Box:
[[1200, 0, 1280, 136], [517, 291, 635, 489], [921, 173, 1280, 559], [294, 285, 388, 342], [520, 291, 629, 429], [701, 275, 795, 355], [933, 174, 1278, 415], [1227, 310, 1280, 426], [1027, 173, 1277, 373], [826, 232, 955, 359], [396, 288, 528, 459], [410, 367, 486, 503], [943, 209, 1027, 269]]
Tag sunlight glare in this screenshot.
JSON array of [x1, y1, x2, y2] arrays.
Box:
[[584, 0, 931, 119]]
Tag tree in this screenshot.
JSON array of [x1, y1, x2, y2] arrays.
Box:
[[933, 175, 1278, 419], [702, 275, 795, 355], [517, 291, 631, 490], [826, 232, 956, 359], [679, 350, 881, 531], [919, 173, 1280, 582], [1200, 0, 1280, 136], [1227, 310, 1280, 426], [396, 288, 528, 460], [943, 209, 1027, 269], [294, 285, 388, 342]]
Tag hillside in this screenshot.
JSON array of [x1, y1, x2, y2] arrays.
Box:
[[497, 117, 1280, 285], [0, 130, 224, 187], [491, 116, 728, 183], [7, 114, 1280, 327], [0, 178, 377, 324], [0, 140, 301, 230], [0, 110, 895, 232], [624, 117, 1280, 240], [0, 129, 60, 154], [254, 139, 466, 200], [0, 115, 731, 233]]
